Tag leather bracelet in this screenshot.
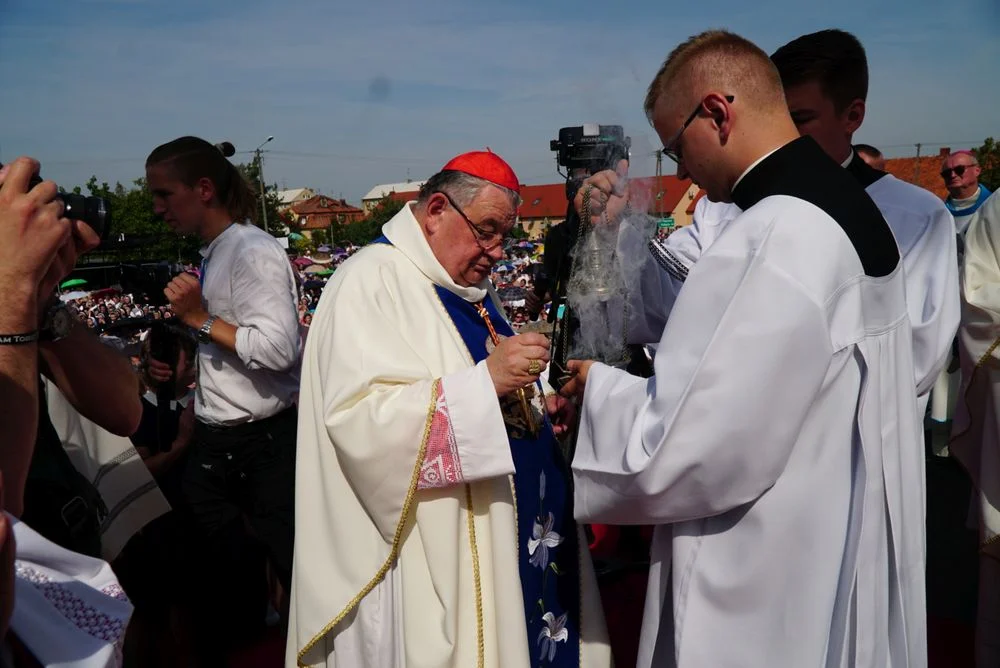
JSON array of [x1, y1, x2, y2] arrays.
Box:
[[0, 330, 40, 345]]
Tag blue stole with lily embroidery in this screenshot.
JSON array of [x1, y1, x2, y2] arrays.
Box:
[[370, 235, 581, 667], [434, 286, 581, 668]]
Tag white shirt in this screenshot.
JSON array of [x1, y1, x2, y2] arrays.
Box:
[[196, 222, 301, 426]]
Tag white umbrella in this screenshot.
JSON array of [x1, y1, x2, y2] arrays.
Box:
[[60, 290, 90, 302]]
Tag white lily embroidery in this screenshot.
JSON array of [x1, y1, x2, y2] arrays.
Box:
[[537, 611, 569, 662], [528, 511, 563, 569]]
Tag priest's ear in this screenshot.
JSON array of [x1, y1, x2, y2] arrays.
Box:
[[842, 98, 866, 135], [423, 192, 450, 235]]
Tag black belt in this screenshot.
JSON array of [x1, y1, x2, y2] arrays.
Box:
[[195, 405, 297, 439]]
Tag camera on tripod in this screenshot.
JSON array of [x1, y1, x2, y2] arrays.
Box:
[[543, 124, 635, 391], [550, 124, 631, 188]]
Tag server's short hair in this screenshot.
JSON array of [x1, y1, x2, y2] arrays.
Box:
[[771, 29, 868, 113], [644, 30, 784, 121]]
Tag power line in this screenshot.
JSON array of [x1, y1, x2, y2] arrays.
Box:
[[31, 137, 993, 170]]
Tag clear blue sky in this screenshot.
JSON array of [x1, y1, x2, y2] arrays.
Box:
[[1, 0, 997, 203]]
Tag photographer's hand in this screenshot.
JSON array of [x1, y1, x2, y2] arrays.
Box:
[[0, 158, 72, 312], [36, 220, 100, 311], [0, 157, 74, 515], [573, 159, 631, 227]]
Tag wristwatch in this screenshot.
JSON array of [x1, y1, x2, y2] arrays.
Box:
[[40, 300, 76, 342], [197, 315, 218, 344]]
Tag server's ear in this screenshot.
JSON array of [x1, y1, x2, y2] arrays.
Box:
[[844, 98, 865, 135]]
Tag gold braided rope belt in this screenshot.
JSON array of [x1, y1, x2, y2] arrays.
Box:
[[475, 301, 538, 436]]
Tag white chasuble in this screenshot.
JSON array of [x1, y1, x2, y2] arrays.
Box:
[[574, 138, 926, 667], [287, 203, 610, 668]]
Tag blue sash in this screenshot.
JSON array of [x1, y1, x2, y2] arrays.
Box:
[[374, 235, 581, 666]]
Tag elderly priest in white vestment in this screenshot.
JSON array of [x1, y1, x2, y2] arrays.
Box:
[[561, 31, 926, 668], [950, 189, 1000, 665], [287, 151, 611, 668]]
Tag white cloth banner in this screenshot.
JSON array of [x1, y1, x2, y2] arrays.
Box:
[[42, 379, 169, 562]]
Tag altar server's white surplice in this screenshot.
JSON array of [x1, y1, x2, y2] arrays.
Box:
[[574, 138, 926, 668], [630, 152, 959, 416]]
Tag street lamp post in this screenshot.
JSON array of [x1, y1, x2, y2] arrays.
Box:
[[255, 136, 274, 232]]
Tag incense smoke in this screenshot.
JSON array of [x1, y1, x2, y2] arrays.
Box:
[[565, 179, 656, 367]]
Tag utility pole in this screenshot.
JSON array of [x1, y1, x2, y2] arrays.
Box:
[[255, 136, 274, 232], [915, 143, 922, 186]]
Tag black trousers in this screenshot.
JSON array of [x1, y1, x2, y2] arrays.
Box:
[[183, 406, 297, 587], [181, 406, 297, 655]]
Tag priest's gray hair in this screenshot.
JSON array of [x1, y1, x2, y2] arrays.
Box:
[[417, 170, 519, 210]]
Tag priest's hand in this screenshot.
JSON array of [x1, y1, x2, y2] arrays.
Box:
[[486, 333, 550, 397], [573, 159, 631, 227], [546, 394, 576, 437], [558, 359, 595, 400]]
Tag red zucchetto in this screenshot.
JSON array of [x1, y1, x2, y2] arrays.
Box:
[[441, 149, 520, 194]]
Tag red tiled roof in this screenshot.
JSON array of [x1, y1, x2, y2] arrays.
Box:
[[291, 195, 365, 216], [883, 156, 949, 200], [518, 183, 569, 219], [392, 177, 694, 220], [686, 190, 706, 214], [387, 191, 420, 204], [629, 176, 691, 217]]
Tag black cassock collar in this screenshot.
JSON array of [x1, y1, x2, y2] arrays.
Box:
[[731, 136, 899, 278]]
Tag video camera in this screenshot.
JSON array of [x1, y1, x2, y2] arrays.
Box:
[[550, 124, 631, 198], [543, 124, 643, 392], [0, 162, 113, 239]]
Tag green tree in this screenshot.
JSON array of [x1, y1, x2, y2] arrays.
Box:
[[975, 137, 1000, 192], [310, 229, 330, 247], [289, 235, 311, 255], [338, 196, 404, 246], [509, 224, 528, 240], [82, 176, 201, 263], [237, 158, 288, 237]]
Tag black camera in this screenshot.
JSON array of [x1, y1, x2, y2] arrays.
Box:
[[0, 162, 112, 239], [550, 124, 631, 176]]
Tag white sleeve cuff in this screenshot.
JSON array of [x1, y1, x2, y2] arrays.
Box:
[[439, 360, 515, 482]]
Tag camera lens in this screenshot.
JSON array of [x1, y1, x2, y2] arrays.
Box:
[[58, 193, 111, 238]]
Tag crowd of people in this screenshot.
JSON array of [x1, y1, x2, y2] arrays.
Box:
[[1, 25, 999, 668]]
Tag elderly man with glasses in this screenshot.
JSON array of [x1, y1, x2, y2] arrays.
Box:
[[288, 150, 612, 668], [942, 149, 992, 237]]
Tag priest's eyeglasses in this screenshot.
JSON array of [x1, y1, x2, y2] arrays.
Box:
[[437, 191, 507, 251], [661, 94, 735, 164]]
